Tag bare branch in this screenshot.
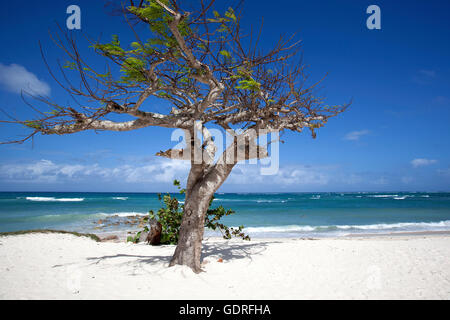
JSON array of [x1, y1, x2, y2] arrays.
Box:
[[1, 0, 348, 151]]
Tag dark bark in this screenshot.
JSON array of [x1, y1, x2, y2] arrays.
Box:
[[146, 219, 162, 245]]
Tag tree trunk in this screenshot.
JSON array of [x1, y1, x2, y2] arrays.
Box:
[[169, 184, 212, 273], [169, 158, 235, 272]]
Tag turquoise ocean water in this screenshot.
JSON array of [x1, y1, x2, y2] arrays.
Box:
[[1, 192, 450, 238]]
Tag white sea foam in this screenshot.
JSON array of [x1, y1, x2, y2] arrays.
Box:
[[37, 211, 148, 222], [214, 198, 287, 203], [213, 198, 246, 202], [98, 212, 147, 217], [245, 225, 316, 233], [25, 197, 85, 202], [244, 220, 450, 234], [333, 221, 450, 230], [367, 195, 398, 198], [394, 195, 411, 200], [40, 214, 62, 218], [112, 197, 128, 201]]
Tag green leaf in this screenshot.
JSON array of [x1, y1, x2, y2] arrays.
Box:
[[219, 50, 231, 58], [225, 7, 237, 22]]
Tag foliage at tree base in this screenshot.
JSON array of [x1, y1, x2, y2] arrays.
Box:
[[128, 180, 250, 244]]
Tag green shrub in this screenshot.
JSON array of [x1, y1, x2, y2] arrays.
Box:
[[128, 180, 250, 244]]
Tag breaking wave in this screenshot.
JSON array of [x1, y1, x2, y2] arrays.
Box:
[[367, 195, 398, 198], [394, 195, 411, 200], [244, 220, 450, 235], [98, 212, 147, 217], [25, 197, 85, 202]]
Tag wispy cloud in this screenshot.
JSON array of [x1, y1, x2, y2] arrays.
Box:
[[412, 69, 437, 85], [0, 63, 51, 96], [0, 159, 332, 187], [401, 176, 414, 184], [0, 159, 190, 184], [227, 164, 332, 186], [0, 158, 441, 191], [344, 130, 370, 141], [411, 158, 437, 168], [418, 69, 436, 78]]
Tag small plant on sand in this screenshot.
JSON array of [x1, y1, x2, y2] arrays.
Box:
[[128, 180, 250, 244], [0, 229, 101, 242]]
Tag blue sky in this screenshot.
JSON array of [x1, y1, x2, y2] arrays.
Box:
[[0, 0, 449, 192]]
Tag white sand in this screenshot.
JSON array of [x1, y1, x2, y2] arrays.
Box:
[[0, 233, 449, 299]]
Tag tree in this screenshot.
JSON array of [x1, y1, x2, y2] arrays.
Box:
[[0, 0, 348, 273]]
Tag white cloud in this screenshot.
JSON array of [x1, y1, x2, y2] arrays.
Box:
[[0, 159, 419, 191], [344, 130, 370, 141], [0, 159, 190, 184], [0, 63, 51, 96], [227, 164, 331, 186], [411, 158, 437, 168], [0, 159, 336, 188], [372, 176, 389, 185]]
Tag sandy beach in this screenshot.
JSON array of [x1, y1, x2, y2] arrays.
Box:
[[0, 232, 449, 300]]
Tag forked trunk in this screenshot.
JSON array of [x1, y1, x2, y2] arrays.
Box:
[[169, 158, 235, 272], [169, 185, 212, 273]]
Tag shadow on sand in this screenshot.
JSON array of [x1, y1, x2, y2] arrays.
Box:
[[79, 240, 281, 269], [201, 240, 281, 262]]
